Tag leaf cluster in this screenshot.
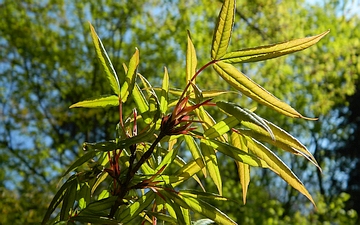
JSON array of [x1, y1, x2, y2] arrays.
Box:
[[43, 0, 328, 224]]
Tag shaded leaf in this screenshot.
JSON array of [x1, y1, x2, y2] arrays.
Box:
[[211, 0, 235, 59], [89, 23, 120, 95], [213, 61, 315, 119], [221, 30, 330, 63], [71, 215, 120, 224]]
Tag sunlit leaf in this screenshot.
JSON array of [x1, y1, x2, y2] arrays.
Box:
[[69, 95, 119, 108], [200, 140, 222, 195], [204, 115, 239, 139], [120, 48, 139, 102], [184, 135, 206, 177], [243, 135, 316, 206], [204, 139, 268, 168], [211, 0, 235, 59], [231, 132, 250, 204], [144, 211, 179, 224], [221, 30, 330, 63], [133, 83, 149, 114], [238, 119, 320, 170], [178, 193, 237, 225], [217, 101, 274, 139], [89, 23, 120, 95], [186, 30, 197, 83], [118, 191, 155, 223], [213, 61, 315, 119], [160, 67, 169, 115]]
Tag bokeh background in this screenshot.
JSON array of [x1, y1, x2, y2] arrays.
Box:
[[0, 0, 359, 224]]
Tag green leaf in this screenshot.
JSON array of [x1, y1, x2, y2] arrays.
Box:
[[69, 95, 119, 108], [133, 83, 149, 114], [204, 139, 268, 168], [62, 150, 100, 177], [184, 135, 206, 177], [60, 180, 77, 220], [216, 101, 274, 139], [200, 139, 222, 195], [42, 175, 77, 224], [78, 196, 118, 216], [221, 30, 330, 63], [204, 115, 239, 139], [120, 48, 139, 102], [213, 61, 315, 119], [160, 67, 169, 115], [243, 135, 316, 207], [186, 30, 197, 84], [231, 132, 250, 204], [155, 140, 181, 172], [211, 0, 235, 59], [238, 120, 320, 170], [144, 211, 179, 224], [89, 23, 120, 96], [118, 191, 155, 223], [71, 215, 120, 224], [178, 193, 237, 225]]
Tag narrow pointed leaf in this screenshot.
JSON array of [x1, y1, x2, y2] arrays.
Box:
[[211, 0, 235, 59], [184, 135, 207, 177], [200, 140, 222, 195], [160, 67, 169, 115], [244, 135, 316, 206], [237, 119, 319, 169], [178, 193, 237, 225], [231, 132, 250, 204], [120, 48, 139, 102], [186, 30, 197, 83], [89, 23, 120, 95], [69, 95, 119, 108], [62, 150, 100, 177], [213, 61, 315, 119], [118, 191, 155, 223], [204, 116, 239, 139], [217, 101, 274, 139], [221, 30, 330, 63], [133, 83, 149, 114], [204, 139, 268, 168]]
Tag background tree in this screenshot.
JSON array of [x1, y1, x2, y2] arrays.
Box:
[[0, 0, 359, 223]]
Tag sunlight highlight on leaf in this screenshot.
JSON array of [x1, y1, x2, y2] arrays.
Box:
[[69, 95, 119, 108], [211, 0, 235, 59], [221, 30, 330, 63]]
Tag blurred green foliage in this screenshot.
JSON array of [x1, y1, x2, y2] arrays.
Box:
[[0, 0, 359, 224]]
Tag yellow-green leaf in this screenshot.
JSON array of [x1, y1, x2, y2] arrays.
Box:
[[204, 116, 239, 139], [244, 135, 316, 207], [231, 132, 250, 204], [221, 30, 330, 64], [184, 135, 207, 177], [178, 193, 237, 225], [120, 48, 139, 102], [200, 140, 222, 195], [211, 0, 235, 59], [69, 95, 119, 108], [160, 67, 169, 115], [213, 61, 314, 119], [186, 30, 197, 83], [132, 83, 149, 114], [239, 119, 320, 170], [217, 101, 274, 139], [89, 23, 120, 96]]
